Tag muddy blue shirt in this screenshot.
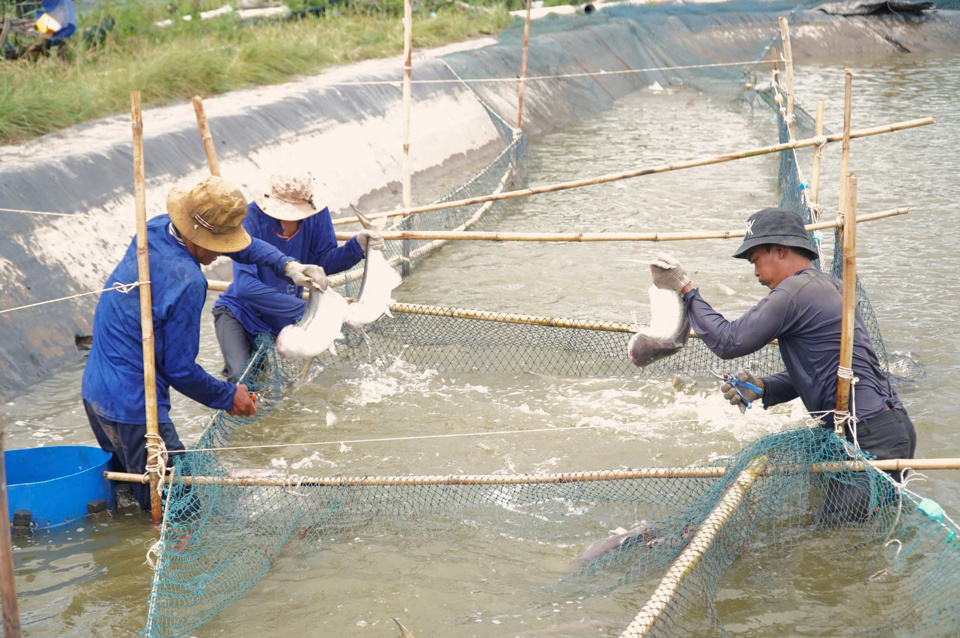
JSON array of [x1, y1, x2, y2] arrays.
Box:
[[212, 202, 364, 336], [81, 214, 295, 425], [682, 268, 901, 424]]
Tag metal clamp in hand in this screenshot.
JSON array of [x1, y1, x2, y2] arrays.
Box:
[[710, 369, 762, 410]]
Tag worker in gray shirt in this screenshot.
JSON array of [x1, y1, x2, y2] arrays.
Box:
[[650, 207, 916, 525]]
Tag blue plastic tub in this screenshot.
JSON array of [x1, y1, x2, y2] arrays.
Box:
[[5, 446, 115, 529]]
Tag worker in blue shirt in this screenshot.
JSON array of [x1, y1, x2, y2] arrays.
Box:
[[212, 172, 385, 383], [82, 176, 327, 511], [649, 207, 916, 525]]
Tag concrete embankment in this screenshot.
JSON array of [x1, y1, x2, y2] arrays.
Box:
[[0, 4, 956, 398]]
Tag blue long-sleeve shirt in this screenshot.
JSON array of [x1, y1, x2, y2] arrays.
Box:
[[82, 214, 296, 425], [683, 268, 901, 423], [212, 202, 364, 336]]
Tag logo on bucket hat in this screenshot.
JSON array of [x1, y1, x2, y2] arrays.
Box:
[[732, 208, 818, 261], [166, 176, 251, 253]]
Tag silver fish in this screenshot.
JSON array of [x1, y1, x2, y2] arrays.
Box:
[[627, 284, 690, 368], [344, 209, 401, 330], [574, 523, 664, 565], [275, 288, 349, 359]]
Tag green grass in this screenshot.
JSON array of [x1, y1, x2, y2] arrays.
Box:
[[0, 1, 515, 145]]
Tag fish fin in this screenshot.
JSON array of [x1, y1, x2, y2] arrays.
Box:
[[328, 342, 338, 356], [393, 618, 416, 638], [351, 204, 388, 231]]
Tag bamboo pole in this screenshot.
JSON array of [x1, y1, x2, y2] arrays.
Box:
[[104, 455, 960, 488], [400, 0, 414, 277], [515, 0, 532, 133], [778, 17, 796, 141], [329, 117, 934, 226], [0, 416, 22, 638], [191, 96, 220, 177], [808, 99, 826, 214], [837, 70, 853, 228], [619, 456, 768, 638], [131, 91, 164, 525], [331, 207, 906, 243], [834, 173, 858, 438]]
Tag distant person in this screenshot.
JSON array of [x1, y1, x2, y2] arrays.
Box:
[[212, 172, 384, 383], [82, 176, 327, 511], [649, 207, 916, 525]]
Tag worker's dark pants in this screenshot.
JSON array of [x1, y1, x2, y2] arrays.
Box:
[[814, 407, 917, 526], [213, 305, 254, 384], [83, 399, 186, 512]]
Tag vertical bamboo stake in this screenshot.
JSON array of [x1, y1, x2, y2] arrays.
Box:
[[834, 173, 858, 438], [837, 70, 853, 228], [400, 0, 414, 277], [515, 0, 532, 133], [191, 96, 220, 177], [778, 17, 796, 141], [808, 99, 826, 212], [131, 91, 163, 525], [0, 417, 22, 638]]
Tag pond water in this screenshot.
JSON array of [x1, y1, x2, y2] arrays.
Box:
[[2, 51, 958, 637]]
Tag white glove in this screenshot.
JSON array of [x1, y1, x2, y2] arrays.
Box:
[[286, 261, 328, 291], [356, 229, 385, 253], [650, 252, 691, 294]]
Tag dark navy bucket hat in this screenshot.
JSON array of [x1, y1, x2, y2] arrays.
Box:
[[732, 207, 819, 261]]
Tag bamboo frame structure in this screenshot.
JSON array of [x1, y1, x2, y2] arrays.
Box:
[[837, 70, 853, 226], [0, 416, 23, 638], [400, 0, 414, 276], [834, 173, 858, 437], [515, 0, 532, 132], [332, 207, 906, 243], [619, 456, 769, 638], [778, 17, 796, 141], [191, 96, 220, 177], [329, 117, 933, 226], [131, 91, 164, 525], [808, 99, 826, 215], [104, 456, 960, 488]]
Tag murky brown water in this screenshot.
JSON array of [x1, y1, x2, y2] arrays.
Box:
[[2, 51, 958, 637]]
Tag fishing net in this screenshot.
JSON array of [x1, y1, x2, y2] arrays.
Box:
[[143, 8, 942, 638]]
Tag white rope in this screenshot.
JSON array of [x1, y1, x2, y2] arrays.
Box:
[[0, 280, 147, 315], [0, 207, 92, 217], [834, 364, 859, 440], [185, 419, 710, 455], [145, 432, 169, 497]]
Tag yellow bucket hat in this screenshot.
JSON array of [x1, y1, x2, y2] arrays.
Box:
[[166, 176, 251, 253]]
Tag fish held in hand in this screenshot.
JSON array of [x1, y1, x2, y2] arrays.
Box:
[[627, 284, 690, 368], [344, 244, 402, 329], [275, 288, 349, 359]]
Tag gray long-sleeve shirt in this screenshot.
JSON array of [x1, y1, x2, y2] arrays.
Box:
[[682, 268, 901, 424]]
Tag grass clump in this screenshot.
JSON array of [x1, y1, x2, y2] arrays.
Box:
[[0, 0, 515, 145]]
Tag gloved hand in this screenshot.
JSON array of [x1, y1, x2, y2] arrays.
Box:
[[286, 261, 328, 292], [721, 369, 764, 414], [356, 229, 385, 253], [650, 252, 691, 293]]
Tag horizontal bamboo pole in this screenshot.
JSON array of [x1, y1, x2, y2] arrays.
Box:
[[335, 208, 907, 243], [104, 457, 960, 487], [331, 117, 933, 226]]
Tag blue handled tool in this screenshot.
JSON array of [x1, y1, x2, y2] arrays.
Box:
[[710, 369, 762, 410]]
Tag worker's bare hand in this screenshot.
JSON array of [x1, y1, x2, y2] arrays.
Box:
[[228, 383, 258, 417]]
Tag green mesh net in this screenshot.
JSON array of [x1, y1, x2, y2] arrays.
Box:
[[143, 11, 945, 638]]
